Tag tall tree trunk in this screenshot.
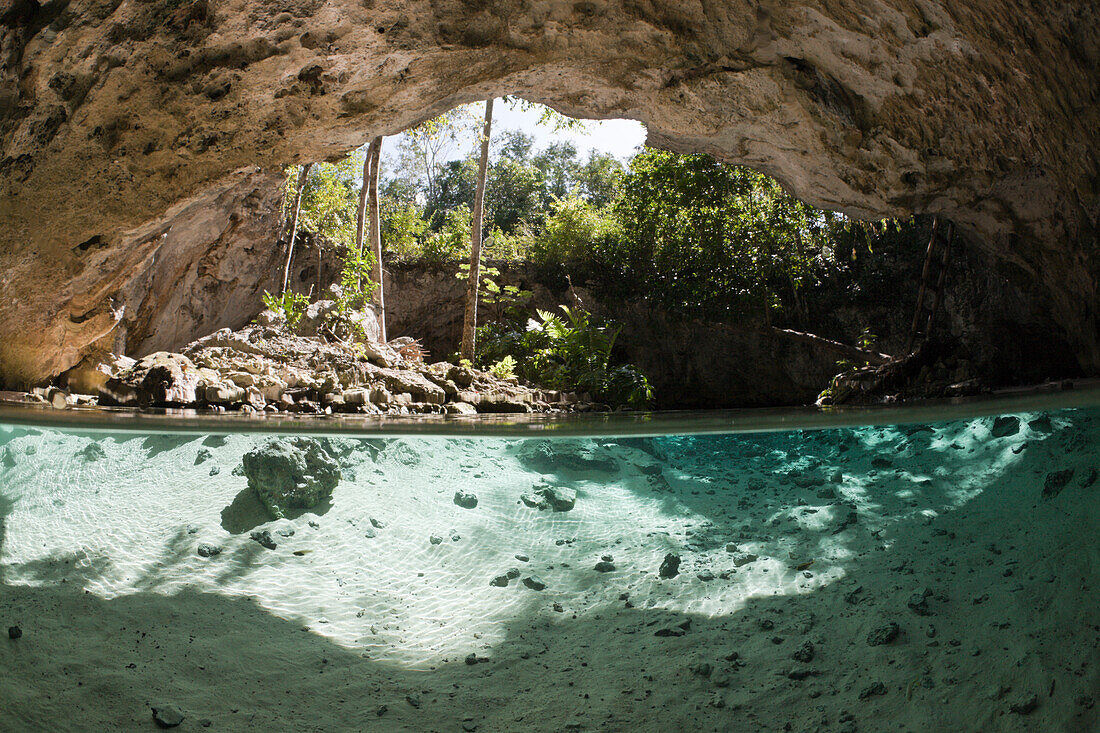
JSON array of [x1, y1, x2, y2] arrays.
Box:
[[366, 136, 385, 341], [281, 162, 312, 295], [460, 99, 494, 361], [354, 145, 373, 279]]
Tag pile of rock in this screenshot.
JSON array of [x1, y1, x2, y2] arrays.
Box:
[[59, 300, 585, 416]]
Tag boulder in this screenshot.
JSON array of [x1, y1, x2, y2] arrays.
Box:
[[517, 440, 619, 475], [99, 352, 203, 406], [241, 438, 341, 519], [520, 485, 576, 512]]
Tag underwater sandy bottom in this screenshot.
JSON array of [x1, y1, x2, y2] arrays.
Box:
[[0, 410, 1097, 732]]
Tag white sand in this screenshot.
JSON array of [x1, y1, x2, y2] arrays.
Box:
[[0, 410, 1097, 732]]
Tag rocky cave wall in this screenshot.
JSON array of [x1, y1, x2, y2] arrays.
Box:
[[1, 0, 1097, 387]]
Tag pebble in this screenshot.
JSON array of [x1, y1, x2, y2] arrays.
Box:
[[858, 681, 887, 700], [594, 561, 616, 572], [152, 704, 185, 728], [792, 640, 815, 662], [907, 590, 932, 616], [1009, 694, 1039, 715], [515, 554, 529, 562], [196, 543, 222, 558], [8, 625, 22, 639], [489, 575, 509, 587], [522, 576, 547, 591], [867, 622, 900, 646], [658, 553, 681, 579], [249, 530, 276, 550], [453, 490, 478, 509], [429, 534, 443, 545]]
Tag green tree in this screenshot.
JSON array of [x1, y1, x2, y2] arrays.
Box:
[[461, 99, 494, 361], [576, 151, 625, 208], [609, 149, 828, 319]]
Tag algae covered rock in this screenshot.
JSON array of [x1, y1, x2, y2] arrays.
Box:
[[242, 438, 340, 518], [517, 440, 618, 475]]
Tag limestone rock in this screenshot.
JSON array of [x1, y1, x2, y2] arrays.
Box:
[[152, 705, 184, 728], [98, 352, 203, 406], [659, 553, 681, 579], [242, 439, 341, 519], [520, 485, 576, 512], [453, 490, 478, 509], [518, 441, 618, 475]]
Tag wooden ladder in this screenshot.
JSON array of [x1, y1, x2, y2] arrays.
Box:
[[905, 217, 955, 354]]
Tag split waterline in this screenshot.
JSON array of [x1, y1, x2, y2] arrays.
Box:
[[1, 391, 1098, 730]]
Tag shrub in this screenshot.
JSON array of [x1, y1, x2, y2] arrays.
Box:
[[261, 290, 310, 331]]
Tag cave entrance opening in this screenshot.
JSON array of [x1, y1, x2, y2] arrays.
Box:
[[275, 96, 934, 409]]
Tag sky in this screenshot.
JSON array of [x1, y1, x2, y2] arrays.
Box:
[[378, 97, 648, 177]]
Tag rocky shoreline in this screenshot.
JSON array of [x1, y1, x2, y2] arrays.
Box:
[[19, 302, 595, 416]]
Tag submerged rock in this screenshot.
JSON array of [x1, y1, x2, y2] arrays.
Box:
[[250, 530, 277, 550], [242, 439, 340, 519], [1042, 469, 1074, 500], [991, 416, 1021, 438], [518, 440, 618, 475], [152, 704, 185, 728], [867, 622, 900, 646], [196, 543, 222, 557], [520, 485, 577, 512], [453, 490, 479, 509], [79, 442, 107, 462], [658, 553, 681, 578], [522, 576, 547, 591]]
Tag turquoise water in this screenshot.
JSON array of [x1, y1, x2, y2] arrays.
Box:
[[0, 401, 1098, 731]]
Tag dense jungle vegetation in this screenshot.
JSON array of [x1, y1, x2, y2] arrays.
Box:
[[279, 103, 921, 408]]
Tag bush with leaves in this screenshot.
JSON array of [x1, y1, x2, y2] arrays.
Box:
[[320, 244, 378, 341], [475, 305, 653, 409], [530, 196, 620, 267], [261, 290, 311, 331], [455, 263, 533, 323]]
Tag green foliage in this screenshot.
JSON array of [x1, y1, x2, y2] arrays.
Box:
[[380, 201, 430, 261], [455, 263, 533, 321], [488, 355, 517, 380], [284, 157, 361, 248], [531, 196, 620, 266], [475, 305, 653, 409], [323, 245, 378, 341], [600, 149, 833, 319], [422, 206, 471, 264], [261, 290, 310, 331]]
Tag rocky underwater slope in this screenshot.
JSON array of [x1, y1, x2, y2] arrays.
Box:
[[0, 407, 1097, 731]]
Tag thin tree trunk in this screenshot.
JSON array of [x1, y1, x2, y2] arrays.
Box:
[[354, 145, 373, 281], [281, 162, 312, 295], [366, 136, 385, 341], [460, 99, 493, 361]]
